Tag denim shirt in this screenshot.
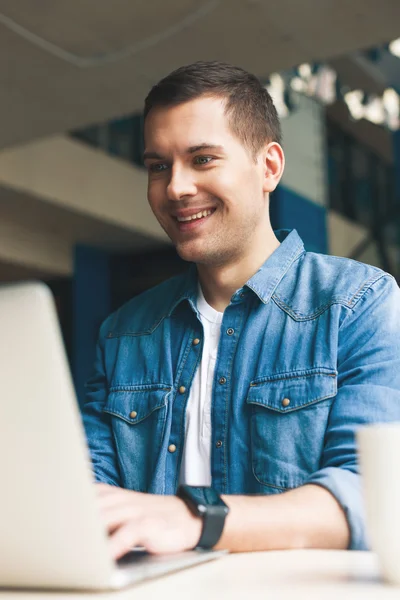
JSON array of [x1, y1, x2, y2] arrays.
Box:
[[82, 229, 400, 550]]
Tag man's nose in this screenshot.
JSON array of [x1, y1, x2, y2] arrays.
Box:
[[167, 166, 197, 201]]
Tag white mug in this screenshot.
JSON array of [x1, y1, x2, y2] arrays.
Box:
[[357, 422, 400, 585]]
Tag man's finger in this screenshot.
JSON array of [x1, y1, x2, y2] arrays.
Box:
[[109, 523, 141, 560], [100, 503, 142, 532]]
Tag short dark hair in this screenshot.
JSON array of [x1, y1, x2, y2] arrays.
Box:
[[144, 61, 281, 156]]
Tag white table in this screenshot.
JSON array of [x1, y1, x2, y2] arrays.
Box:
[[0, 550, 397, 599]]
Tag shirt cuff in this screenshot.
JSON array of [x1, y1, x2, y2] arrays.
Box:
[[306, 466, 369, 550]]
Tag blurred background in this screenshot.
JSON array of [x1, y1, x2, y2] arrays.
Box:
[[1, 0, 400, 401]]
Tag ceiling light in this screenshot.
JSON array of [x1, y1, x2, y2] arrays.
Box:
[[344, 90, 364, 120], [298, 63, 312, 79], [383, 88, 400, 130], [364, 97, 385, 125], [265, 74, 290, 117], [389, 38, 400, 58], [290, 77, 306, 92], [314, 66, 337, 105]]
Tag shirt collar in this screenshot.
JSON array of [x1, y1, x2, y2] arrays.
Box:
[[246, 229, 305, 304], [168, 229, 305, 315], [167, 263, 199, 317]]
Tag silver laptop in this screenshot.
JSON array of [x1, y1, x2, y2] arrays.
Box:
[[0, 282, 221, 591]]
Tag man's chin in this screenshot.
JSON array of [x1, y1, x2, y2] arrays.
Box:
[[175, 246, 202, 264], [176, 243, 226, 267], [175, 242, 210, 265]]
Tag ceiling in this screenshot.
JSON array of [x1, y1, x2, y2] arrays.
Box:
[[1, 0, 400, 150], [0, 259, 52, 283]]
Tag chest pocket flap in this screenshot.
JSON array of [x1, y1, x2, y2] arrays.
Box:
[[247, 369, 337, 413], [246, 369, 337, 490], [104, 385, 171, 424]]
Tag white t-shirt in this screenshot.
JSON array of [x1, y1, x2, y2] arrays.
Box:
[[179, 286, 223, 486]]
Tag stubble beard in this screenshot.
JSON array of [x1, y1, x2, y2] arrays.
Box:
[[175, 226, 252, 268], [160, 202, 262, 268]]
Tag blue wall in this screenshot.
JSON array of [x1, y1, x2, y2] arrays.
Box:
[[72, 245, 111, 406], [271, 185, 328, 254]]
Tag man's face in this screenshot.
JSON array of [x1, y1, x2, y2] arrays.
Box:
[[144, 96, 268, 266]]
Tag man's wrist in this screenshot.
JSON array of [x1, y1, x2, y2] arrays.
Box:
[[177, 486, 229, 549], [177, 496, 203, 549]]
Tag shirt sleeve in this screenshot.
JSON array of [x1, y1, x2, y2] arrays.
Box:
[[80, 317, 121, 487], [306, 273, 400, 550]]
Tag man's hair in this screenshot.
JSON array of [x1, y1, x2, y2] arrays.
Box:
[[144, 61, 281, 157]]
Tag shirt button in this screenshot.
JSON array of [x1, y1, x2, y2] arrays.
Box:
[[179, 386, 186, 394], [226, 328, 234, 336], [240, 292, 245, 298], [282, 398, 290, 408], [130, 411, 137, 419], [192, 338, 200, 346], [219, 376, 227, 385], [168, 444, 177, 453], [216, 440, 223, 448]]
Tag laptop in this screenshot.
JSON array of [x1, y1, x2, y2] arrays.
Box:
[[0, 282, 222, 591]]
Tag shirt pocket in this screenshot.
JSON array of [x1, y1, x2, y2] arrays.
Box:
[[246, 369, 337, 491], [103, 385, 171, 491]]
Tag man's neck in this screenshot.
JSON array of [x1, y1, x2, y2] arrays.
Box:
[[197, 231, 280, 313]]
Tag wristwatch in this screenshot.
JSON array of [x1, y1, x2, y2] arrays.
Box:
[[177, 485, 229, 549]]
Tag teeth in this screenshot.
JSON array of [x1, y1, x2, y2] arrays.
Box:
[[177, 209, 213, 222]]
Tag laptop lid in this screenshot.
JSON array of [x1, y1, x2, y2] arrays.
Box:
[[0, 282, 115, 589]]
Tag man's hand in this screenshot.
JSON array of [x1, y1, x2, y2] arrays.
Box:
[[96, 484, 202, 560]]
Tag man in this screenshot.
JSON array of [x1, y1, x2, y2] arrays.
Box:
[[83, 61, 400, 560]]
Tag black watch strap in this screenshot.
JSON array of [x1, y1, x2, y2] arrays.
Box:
[[177, 485, 229, 549], [196, 505, 227, 549]]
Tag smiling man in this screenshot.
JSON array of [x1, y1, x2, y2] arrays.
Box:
[[82, 61, 400, 560]]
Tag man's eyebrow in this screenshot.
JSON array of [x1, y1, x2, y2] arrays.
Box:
[[187, 144, 225, 153], [143, 151, 164, 161], [142, 144, 225, 162]]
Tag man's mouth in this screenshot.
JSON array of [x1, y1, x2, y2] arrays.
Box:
[[173, 208, 216, 231], [176, 209, 214, 222]]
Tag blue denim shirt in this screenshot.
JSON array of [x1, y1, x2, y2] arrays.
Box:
[[82, 229, 400, 550]]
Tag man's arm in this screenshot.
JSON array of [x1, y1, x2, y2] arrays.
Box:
[[96, 482, 348, 559], [302, 273, 400, 550], [217, 484, 349, 552], [226, 272, 400, 554]]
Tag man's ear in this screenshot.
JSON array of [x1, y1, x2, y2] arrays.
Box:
[[261, 142, 285, 193]]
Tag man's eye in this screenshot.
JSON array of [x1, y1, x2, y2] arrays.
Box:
[[194, 156, 213, 165], [149, 163, 168, 173]]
